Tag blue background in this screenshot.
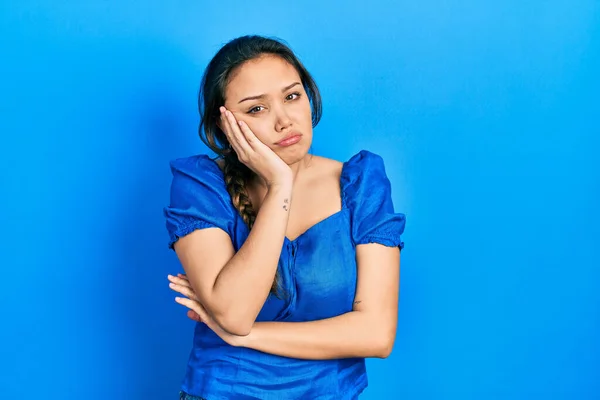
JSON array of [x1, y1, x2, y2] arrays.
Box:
[[1, 1, 598, 399]]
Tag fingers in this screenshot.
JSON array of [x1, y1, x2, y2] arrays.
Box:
[[238, 120, 263, 150], [177, 273, 188, 281], [187, 310, 202, 322], [219, 107, 241, 149], [168, 274, 197, 300], [220, 107, 242, 151], [168, 274, 190, 287], [175, 297, 205, 318], [170, 275, 204, 323], [169, 282, 198, 300], [219, 107, 256, 156]]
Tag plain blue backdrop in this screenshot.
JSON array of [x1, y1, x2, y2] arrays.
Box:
[[1, 1, 598, 399]]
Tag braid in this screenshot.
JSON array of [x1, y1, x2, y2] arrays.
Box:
[[221, 150, 283, 297], [222, 152, 256, 228]]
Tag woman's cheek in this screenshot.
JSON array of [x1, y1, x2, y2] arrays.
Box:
[[246, 121, 269, 143]]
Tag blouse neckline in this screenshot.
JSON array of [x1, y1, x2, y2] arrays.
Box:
[[200, 154, 353, 244]]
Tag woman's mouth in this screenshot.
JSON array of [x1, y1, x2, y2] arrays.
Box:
[[276, 133, 302, 147]]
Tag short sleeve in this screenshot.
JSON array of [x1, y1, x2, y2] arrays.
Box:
[[163, 155, 236, 250], [341, 150, 406, 249]]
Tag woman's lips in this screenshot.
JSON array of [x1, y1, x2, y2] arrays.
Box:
[[276, 134, 302, 147]]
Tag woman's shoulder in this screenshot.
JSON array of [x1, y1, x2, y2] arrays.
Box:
[[169, 152, 221, 170], [312, 149, 385, 178], [338, 150, 405, 248], [164, 153, 236, 249], [340, 149, 388, 184], [310, 150, 389, 209], [167, 153, 232, 202], [338, 150, 392, 206], [343, 149, 386, 170], [169, 153, 225, 182]]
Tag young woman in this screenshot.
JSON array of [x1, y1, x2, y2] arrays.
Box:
[[164, 35, 406, 400]]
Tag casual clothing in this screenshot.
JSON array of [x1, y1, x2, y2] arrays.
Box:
[[164, 150, 406, 400]]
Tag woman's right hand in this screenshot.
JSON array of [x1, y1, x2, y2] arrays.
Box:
[[220, 106, 293, 188]]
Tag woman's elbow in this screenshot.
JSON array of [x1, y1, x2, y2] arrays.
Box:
[[373, 330, 396, 358], [225, 325, 252, 337], [375, 339, 394, 358], [214, 313, 253, 337]]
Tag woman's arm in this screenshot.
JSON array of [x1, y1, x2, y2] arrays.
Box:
[[173, 110, 294, 337], [240, 243, 400, 359], [244, 311, 390, 359], [175, 182, 291, 337], [170, 242, 400, 359]]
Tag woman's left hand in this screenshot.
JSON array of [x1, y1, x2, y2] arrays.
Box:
[[168, 274, 248, 347]]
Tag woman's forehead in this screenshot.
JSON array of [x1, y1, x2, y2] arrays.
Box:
[[226, 56, 300, 99]]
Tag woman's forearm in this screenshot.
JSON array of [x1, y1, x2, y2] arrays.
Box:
[[241, 311, 396, 360], [211, 184, 292, 334]]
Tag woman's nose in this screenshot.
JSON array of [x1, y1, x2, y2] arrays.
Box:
[[274, 108, 292, 131]]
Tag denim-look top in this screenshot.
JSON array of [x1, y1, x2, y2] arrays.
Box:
[[164, 150, 406, 400]]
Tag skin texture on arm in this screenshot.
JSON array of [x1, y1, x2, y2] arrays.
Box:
[[241, 242, 400, 359], [170, 241, 400, 359], [174, 182, 292, 337], [171, 54, 316, 337]]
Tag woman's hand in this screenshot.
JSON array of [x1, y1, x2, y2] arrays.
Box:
[[168, 273, 249, 346], [219, 106, 293, 188]]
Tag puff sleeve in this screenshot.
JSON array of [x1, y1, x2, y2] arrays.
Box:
[[163, 155, 236, 250], [342, 150, 406, 249]]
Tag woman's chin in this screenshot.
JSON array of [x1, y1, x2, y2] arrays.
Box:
[[282, 147, 312, 166]]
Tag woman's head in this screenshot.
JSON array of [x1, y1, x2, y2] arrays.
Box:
[[199, 35, 322, 165], [197, 35, 322, 296]]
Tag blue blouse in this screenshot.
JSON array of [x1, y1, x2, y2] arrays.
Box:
[[164, 150, 406, 400]]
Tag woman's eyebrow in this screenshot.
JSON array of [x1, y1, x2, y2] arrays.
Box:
[[238, 82, 301, 104]]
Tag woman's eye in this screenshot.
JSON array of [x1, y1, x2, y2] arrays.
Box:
[[247, 93, 301, 114], [286, 92, 301, 101], [248, 106, 264, 114]]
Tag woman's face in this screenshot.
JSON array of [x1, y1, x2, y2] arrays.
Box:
[[222, 55, 313, 164]]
